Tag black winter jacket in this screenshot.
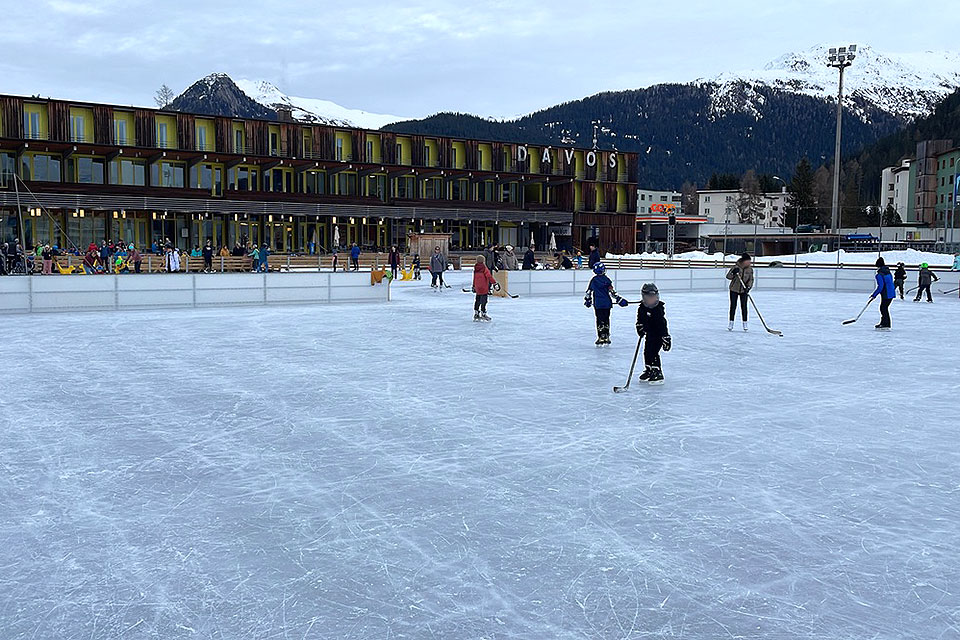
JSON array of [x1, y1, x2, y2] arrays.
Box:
[[636, 301, 669, 338]]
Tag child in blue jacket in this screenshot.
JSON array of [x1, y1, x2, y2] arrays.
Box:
[[584, 262, 628, 346], [870, 257, 896, 330]]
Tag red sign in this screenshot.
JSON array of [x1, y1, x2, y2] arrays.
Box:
[[650, 203, 677, 213]]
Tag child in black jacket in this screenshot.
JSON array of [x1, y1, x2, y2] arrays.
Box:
[[635, 283, 671, 384]]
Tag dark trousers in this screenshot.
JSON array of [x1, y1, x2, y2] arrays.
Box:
[[915, 284, 932, 301], [879, 295, 892, 327], [729, 290, 748, 321], [351, 257, 359, 271], [332, 256, 338, 271], [474, 294, 488, 312], [204, 256, 212, 271], [390, 265, 398, 278], [431, 272, 444, 286], [895, 280, 905, 298], [134, 261, 141, 274], [644, 335, 662, 368], [594, 307, 611, 337]]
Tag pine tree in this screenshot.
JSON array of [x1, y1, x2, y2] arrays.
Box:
[[787, 157, 816, 227], [736, 170, 763, 223]]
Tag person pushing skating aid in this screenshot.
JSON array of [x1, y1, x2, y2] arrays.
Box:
[[583, 262, 628, 346], [635, 283, 671, 384]]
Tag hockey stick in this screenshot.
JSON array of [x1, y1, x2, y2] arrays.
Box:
[[737, 274, 783, 336], [842, 297, 875, 325], [905, 285, 918, 294], [938, 286, 959, 294], [613, 337, 643, 393]]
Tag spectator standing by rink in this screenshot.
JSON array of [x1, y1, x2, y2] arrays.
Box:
[[388, 245, 400, 279], [202, 240, 214, 273], [129, 244, 142, 273], [429, 246, 447, 289], [914, 263, 939, 302], [41, 244, 53, 275], [588, 241, 601, 269], [726, 253, 754, 332], [893, 262, 907, 299], [502, 245, 519, 270], [166, 246, 181, 273], [871, 257, 896, 330], [248, 245, 260, 272], [350, 242, 361, 271], [482, 243, 498, 272], [99, 241, 110, 271], [259, 243, 271, 272], [522, 246, 536, 270]]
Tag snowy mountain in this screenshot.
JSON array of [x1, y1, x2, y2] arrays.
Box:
[[234, 79, 409, 130], [697, 45, 960, 121], [167, 73, 275, 120]]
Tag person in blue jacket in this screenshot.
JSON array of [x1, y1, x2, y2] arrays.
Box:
[[583, 262, 628, 346], [870, 257, 896, 330], [350, 242, 361, 271]]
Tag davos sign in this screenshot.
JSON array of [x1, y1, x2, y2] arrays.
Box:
[[515, 145, 617, 168]]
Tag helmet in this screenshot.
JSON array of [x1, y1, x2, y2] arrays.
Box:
[[593, 262, 606, 275], [641, 282, 660, 308], [921, 262, 928, 269]]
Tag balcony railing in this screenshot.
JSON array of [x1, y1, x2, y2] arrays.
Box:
[[70, 135, 93, 144], [24, 131, 47, 141], [156, 140, 177, 150]]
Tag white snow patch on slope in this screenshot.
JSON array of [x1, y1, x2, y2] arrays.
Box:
[[235, 79, 411, 130], [695, 44, 960, 121]]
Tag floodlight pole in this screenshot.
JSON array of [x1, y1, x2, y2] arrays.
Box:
[[827, 45, 857, 260]]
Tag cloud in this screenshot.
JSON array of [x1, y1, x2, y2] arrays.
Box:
[[47, 0, 105, 15]]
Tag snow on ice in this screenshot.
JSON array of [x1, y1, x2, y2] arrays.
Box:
[[1, 272, 958, 638]]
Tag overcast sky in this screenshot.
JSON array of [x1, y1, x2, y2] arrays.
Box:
[[1, 0, 954, 119]]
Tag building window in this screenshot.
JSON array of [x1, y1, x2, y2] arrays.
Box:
[[151, 161, 185, 188], [270, 132, 280, 156], [23, 111, 42, 139], [109, 159, 145, 186], [196, 127, 207, 151], [704, 196, 710, 203], [660, 195, 667, 201], [114, 119, 128, 145], [451, 147, 457, 168], [20, 154, 61, 182], [157, 122, 168, 148], [424, 146, 430, 167], [67, 157, 105, 184], [336, 138, 343, 161], [396, 143, 403, 164], [366, 140, 373, 159], [234, 130, 244, 153], [70, 116, 85, 142], [888, 183, 894, 191], [477, 150, 483, 168]]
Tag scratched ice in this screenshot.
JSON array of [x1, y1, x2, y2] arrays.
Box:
[[1, 273, 958, 639]]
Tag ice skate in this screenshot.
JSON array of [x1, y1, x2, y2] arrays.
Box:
[[647, 367, 664, 385], [727, 321, 734, 331], [473, 311, 481, 322], [742, 321, 749, 332], [480, 313, 491, 322], [638, 366, 653, 382]]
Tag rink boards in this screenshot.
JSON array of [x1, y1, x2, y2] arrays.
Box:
[[505, 266, 904, 297], [0, 271, 389, 314]]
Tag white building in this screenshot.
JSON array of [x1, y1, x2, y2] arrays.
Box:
[[879, 160, 911, 221], [698, 189, 787, 227], [637, 188, 683, 214]]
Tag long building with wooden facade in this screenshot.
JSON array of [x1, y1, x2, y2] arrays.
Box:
[[0, 94, 639, 254]]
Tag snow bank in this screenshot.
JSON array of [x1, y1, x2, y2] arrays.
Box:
[[607, 248, 957, 267]]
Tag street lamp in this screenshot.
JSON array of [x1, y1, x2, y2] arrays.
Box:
[[827, 44, 857, 237]]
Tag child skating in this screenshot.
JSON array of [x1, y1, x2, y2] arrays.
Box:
[[583, 262, 628, 346], [635, 283, 671, 384], [472, 255, 497, 322], [914, 263, 939, 302]]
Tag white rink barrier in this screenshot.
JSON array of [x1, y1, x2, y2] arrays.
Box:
[[0, 272, 389, 314], [504, 267, 946, 297]]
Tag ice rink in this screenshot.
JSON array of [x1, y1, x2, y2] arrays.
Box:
[[1, 272, 958, 639]]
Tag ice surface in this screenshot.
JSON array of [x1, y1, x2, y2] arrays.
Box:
[[1, 272, 958, 639]]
